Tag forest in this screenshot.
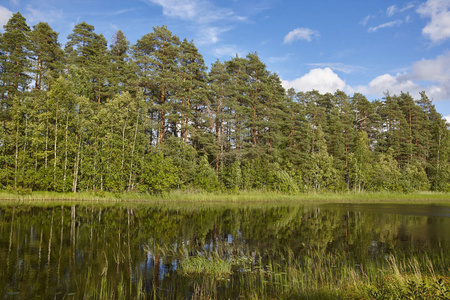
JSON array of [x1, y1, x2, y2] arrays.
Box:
[[1, 12, 449, 194]]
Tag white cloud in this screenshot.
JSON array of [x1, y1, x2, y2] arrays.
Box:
[[196, 26, 231, 45], [283, 27, 319, 43], [25, 5, 63, 24], [410, 52, 450, 100], [387, 3, 414, 17], [266, 54, 293, 64], [444, 115, 450, 124], [282, 68, 346, 94], [400, 3, 415, 13], [417, 0, 450, 43], [368, 20, 403, 32], [147, 0, 245, 52], [361, 15, 374, 26], [147, 0, 243, 24], [282, 52, 450, 105], [308, 63, 365, 74], [212, 44, 245, 58], [0, 6, 13, 29], [353, 73, 419, 97], [387, 5, 397, 17], [411, 53, 450, 83], [350, 52, 450, 102], [94, 9, 136, 17]]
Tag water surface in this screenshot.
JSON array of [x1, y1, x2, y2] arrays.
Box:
[[0, 203, 448, 298]]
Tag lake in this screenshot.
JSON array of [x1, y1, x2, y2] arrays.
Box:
[[0, 203, 449, 299]]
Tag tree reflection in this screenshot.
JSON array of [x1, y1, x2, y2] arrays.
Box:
[[0, 203, 448, 298]]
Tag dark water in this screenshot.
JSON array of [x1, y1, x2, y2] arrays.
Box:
[[0, 203, 449, 298]]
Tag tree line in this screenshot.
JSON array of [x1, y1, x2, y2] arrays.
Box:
[[1, 12, 449, 194]]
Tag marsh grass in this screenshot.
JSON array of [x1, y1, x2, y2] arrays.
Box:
[[1, 190, 449, 207], [179, 250, 450, 299], [77, 266, 146, 299], [179, 256, 232, 280]]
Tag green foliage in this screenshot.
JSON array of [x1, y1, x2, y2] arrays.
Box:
[[139, 151, 179, 194], [193, 155, 219, 192], [0, 13, 449, 194], [303, 126, 340, 192], [222, 160, 243, 191], [366, 278, 450, 300], [401, 160, 430, 192], [267, 167, 299, 193], [161, 136, 197, 187], [179, 256, 232, 280], [348, 131, 372, 192]]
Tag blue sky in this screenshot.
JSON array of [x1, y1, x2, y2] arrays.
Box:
[[1, 0, 450, 121]]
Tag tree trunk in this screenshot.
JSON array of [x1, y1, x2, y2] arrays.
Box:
[[53, 102, 59, 190], [128, 108, 140, 191], [63, 115, 69, 192]]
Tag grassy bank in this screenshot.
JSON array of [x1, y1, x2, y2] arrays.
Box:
[[0, 190, 450, 206]]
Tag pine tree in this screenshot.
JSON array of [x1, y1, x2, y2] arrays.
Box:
[[65, 22, 96, 67], [352, 93, 380, 142], [109, 30, 137, 96], [0, 12, 32, 102], [178, 39, 209, 151], [301, 90, 326, 153], [419, 91, 450, 191], [209, 59, 231, 174], [133, 25, 181, 144], [378, 93, 407, 162], [0, 12, 33, 188], [284, 89, 310, 154], [65, 22, 109, 103], [30, 22, 64, 90], [225, 55, 250, 154]]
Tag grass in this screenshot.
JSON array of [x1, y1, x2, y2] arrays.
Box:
[[179, 255, 232, 280], [1, 192, 448, 299], [81, 268, 146, 300], [179, 251, 450, 299], [1, 189, 450, 207]]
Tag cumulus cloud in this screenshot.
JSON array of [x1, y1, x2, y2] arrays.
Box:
[[281, 68, 346, 94], [350, 52, 450, 102], [417, 0, 450, 43], [410, 52, 450, 100], [368, 20, 403, 32], [282, 52, 450, 105], [353, 73, 419, 97], [0, 5, 13, 29], [283, 27, 319, 43], [445, 115, 450, 124]]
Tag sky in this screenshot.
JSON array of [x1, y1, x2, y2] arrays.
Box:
[[1, 0, 450, 122]]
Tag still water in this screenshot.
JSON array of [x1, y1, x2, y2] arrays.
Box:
[[0, 203, 449, 298]]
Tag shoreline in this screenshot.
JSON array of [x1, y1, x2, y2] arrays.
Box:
[[1, 190, 450, 206]]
